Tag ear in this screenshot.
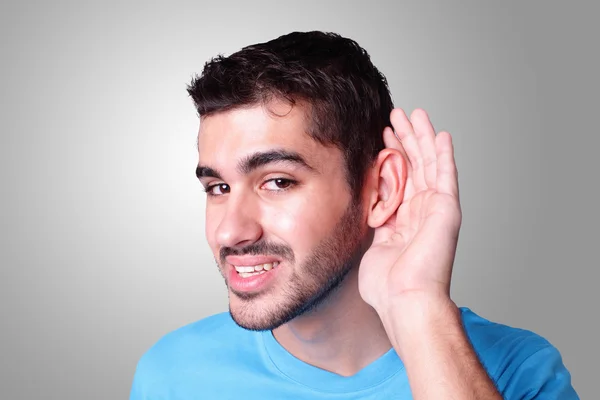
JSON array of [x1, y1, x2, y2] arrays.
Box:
[[366, 148, 407, 228]]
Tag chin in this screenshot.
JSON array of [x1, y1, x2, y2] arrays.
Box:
[[228, 295, 289, 331], [226, 284, 308, 331], [227, 266, 353, 331]]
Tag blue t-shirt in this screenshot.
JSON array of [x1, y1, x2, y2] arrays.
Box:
[[130, 307, 578, 399]]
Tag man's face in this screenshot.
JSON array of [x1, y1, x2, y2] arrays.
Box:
[[197, 101, 368, 331]]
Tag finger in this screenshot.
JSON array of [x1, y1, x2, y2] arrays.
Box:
[[435, 131, 459, 199], [389, 108, 427, 192], [411, 109, 438, 188]]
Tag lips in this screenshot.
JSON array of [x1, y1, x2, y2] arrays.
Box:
[[226, 259, 284, 293]]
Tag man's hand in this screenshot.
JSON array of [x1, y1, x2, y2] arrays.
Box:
[[358, 109, 502, 399], [358, 108, 462, 312]]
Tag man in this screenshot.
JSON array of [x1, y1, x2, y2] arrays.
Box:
[[130, 31, 578, 399]]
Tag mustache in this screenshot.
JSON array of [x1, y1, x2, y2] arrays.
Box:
[[219, 241, 295, 265]]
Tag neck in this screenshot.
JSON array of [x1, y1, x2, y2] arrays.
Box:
[[272, 266, 391, 377]]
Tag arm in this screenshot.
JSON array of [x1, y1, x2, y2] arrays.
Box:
[[380, 295, 502, 399], [358, 108, 517, 398]]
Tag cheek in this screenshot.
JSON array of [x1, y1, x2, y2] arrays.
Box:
[[204, 206, 221, 252], [262, 204, 298, 245], [263, 197, 345, 253]]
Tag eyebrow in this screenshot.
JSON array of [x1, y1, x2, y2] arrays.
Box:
[[196, 149, 315, 180], [195, 165, 222, 180]]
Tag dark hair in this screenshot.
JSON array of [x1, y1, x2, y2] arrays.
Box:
[[187, 31, 394, 197]]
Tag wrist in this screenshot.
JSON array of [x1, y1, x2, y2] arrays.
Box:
[[378, 293, 462, 359]]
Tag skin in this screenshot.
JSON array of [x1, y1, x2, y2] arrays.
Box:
[[197, 101, 368, 332], [197, 100, 503, 398]]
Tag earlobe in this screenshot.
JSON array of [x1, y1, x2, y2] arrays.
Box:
[[367, 149, 407, 228]]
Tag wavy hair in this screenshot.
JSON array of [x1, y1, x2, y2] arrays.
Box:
[[187, 31, 394, 196]]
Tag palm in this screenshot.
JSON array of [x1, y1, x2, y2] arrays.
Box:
[[358, 109, 462, 310]]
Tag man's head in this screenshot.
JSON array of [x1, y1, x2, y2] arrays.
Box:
[[189, 31, 395, 330]]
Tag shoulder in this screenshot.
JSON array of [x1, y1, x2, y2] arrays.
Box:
[[143, 311, 239, 356], [459, 307, 579, 398], [136, 311, 245, 366], [460, 307, 551, 357], [130, 312, 256, 398]]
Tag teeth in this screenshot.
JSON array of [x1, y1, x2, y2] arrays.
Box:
[[239, 271, 268, 278], [234, 262, 280, 274]]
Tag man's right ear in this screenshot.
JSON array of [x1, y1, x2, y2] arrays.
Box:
[[366, 148, 407, 228]]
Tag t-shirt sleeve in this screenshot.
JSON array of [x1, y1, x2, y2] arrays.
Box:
[[501, 345, 579, 399], [128, 348, 166, 400], [129, 370, 143, 400], [129, 357, 150, 400]]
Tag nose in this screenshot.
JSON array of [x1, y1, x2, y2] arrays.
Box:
[[214, 193, 262, 249]]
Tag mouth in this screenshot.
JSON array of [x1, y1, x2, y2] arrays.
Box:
[[225, 256, 285, 293], [233, 262, 281, 278]]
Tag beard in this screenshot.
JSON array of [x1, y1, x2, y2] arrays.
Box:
[[217, 198, 367, 331]]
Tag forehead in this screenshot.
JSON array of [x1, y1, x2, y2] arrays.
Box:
[[197, 102, 330, 165]]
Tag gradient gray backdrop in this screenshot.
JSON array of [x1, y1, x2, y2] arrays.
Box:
[[1, 1, 597, 399]]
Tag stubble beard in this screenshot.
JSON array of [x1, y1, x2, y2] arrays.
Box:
[[220, 198, 366, 331]]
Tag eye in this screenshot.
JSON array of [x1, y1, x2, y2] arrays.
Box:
[[262, 178, 296, 191], [205, 183, 230, 196]]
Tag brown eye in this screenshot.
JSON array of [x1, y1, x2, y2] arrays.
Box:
[[274, 179, 292, 189], [206, 183, 230, 196], [262, 178, 296, 191]]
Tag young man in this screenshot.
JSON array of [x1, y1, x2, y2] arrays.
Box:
[[130, 31, 578, 399]]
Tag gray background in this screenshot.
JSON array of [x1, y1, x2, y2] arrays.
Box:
[[1, 0, 597, 399]]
